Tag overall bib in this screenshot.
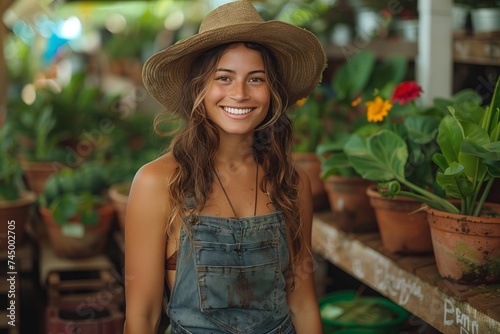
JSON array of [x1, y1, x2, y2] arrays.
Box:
[[167, 212, 295, 334]]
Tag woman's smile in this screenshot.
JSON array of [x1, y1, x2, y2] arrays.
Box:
[[222, 106, 254, 115]]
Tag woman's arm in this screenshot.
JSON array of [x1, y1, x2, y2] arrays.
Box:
[[287, 168, 323, 334], [123, 157, 172, 334]]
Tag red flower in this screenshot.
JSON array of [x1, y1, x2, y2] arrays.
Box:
[[391, 81, 423, 105]]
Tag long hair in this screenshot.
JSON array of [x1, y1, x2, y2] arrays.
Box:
[[154, 42, 306, 270]]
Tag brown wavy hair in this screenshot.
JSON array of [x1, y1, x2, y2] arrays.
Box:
[[154, 42, 306, 270]]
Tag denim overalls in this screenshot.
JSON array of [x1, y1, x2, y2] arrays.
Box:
[[167, 211, 295, 334]]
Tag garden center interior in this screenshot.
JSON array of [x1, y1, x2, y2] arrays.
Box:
[[1, 0, 500, 333]]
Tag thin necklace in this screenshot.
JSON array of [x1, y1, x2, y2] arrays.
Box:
[[214, 160, 259, 218]]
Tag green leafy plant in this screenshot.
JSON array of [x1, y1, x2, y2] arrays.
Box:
[[39, 162, 111, 226], [0, 123, 24, 201], [7, 71, 121, 163], [343, 76, 500, 216], [290, 86, 335, 153], [316, 50, 408, 177]]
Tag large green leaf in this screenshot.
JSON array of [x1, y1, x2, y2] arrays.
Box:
[[436, 162, 473, 199], [462, 140, 500, 178], [459, 122, 491, 179], [344, 130, 408, 182], [321, 152, 351, 178], [365, 55, 408, 99], [50, 195, 78, 226], [405, 115, 440, 145], [434, 88, 483, 110], [437, 114, 463, 166], [462, 140, 500, 161], [433, 153, 449, 172], [332, 51, 375, 102], [487, 75, 500, 139], [484, 160, 500, 178]]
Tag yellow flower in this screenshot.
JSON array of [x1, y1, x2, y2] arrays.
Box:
[[365, 96, 393, 122], [296, 97, 308, 107], [351, 96, 362, 107]]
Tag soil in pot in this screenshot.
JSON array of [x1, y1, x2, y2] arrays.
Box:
[[427, 203, 500, 285], [292, 153, 329, 211], [367, 186, 432, 254]]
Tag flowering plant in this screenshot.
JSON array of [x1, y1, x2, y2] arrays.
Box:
[[316, 50, 409, 177], [343, 75, 500, 216], [338, 80, 443, 191], [290, 86, 335, 153]]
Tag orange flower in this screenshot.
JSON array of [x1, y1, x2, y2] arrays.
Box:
[[351, 97, 362, 107], [365, 96, 393, 122], [296, 97, 308, 107]]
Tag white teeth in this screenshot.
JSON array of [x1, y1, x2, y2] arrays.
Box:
[[223, 107, 253, 115]]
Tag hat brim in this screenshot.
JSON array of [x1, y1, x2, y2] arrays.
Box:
[[143, 20, 326, 113]]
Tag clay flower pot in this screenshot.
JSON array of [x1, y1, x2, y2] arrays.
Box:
[[20, 160, 64, 195], [367, 186, 432, 254], [108, 182, 131, 233], [0, 192, 36, 250], [427, 203, 500, 285], [39, 204, 115, 258], [292, 153, 329, 211], [324, 176, 377, 233]]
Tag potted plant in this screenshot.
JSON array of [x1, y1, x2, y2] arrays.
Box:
[[470, 1, 500, 34], [316, 50, 408, 233], [7, 93, 67, 194], [351, 80, 443, 254], [343, 76, 500, 284], [289, 85, 335, 211], [452, 0, 475, 33], [38, 162, 116, 258], [8, 71, 121, 194], [0, 123, 36, 250]]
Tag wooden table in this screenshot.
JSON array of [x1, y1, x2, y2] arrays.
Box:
[[312, 212, 500, 334]]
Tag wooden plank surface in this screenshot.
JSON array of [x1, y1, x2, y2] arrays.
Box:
[[312, 212, 500, 334]]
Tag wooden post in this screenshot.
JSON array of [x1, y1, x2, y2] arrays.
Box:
[[417, 0, 453, 105], [0, 0, 15, 124]]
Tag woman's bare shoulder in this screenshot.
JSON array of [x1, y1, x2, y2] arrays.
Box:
[[133, 153, 177, 185]]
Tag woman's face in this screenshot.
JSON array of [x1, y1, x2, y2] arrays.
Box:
[[203, 43, 271, 137]]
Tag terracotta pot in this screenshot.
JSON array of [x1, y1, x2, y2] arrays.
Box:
[[108, 182, 131, 233], [427, 203, 500, 285], [292, 153, 329, 211], [20, 160, 64, 195], [367, 186, 432, 254], [324, 176, 377, 233], [39, 204, 115, 258], [0, 192, 36, 250]]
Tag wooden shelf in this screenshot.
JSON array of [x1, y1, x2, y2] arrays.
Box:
[[454, 35, 500, 66], [325, 35, 500, 66], [312, 211, 500, 334], [324, 39, 418, 60]]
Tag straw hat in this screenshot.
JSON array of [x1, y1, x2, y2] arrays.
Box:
[[142, 0, 327, 113]]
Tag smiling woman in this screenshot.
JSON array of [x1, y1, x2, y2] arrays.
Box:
[[124, 1, 327, 333]]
